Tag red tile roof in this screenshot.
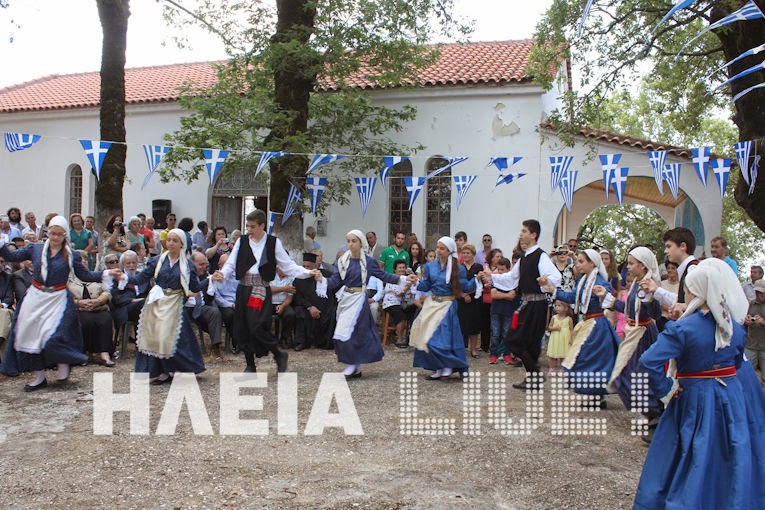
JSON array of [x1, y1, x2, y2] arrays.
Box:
[[0, 40, 535, 113]]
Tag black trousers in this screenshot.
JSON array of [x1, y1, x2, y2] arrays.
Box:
[[234, 285, 280, 359], [504, 299, 549, 373]]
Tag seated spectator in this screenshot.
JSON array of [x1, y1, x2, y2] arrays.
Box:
[[367, 275, 384, 323], [382, 260, 416, 348], [129, 242, 147, 271], [110, 251, 148, 337], [21, 211, 41, 239], [212, 253, 239, 352], [192, 221, 211, 252], [230, 229, 242, 246], [0, 264, 14, 355], [187, 252, 223, 359], [270, 266, 296, 349], [69, 270, 114, 366], [313, 249, 334, 275], [293, 252, 336, 350], [0, 214, 22, 243], [12, 258, 33, 305]]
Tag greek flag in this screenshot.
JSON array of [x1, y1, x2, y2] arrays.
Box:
[[404, 176, 427, 210], [307, 153, 345, 175], [647, 151, 668, 195], [453, 175, 478, 210], [202, 148, 230, 184], [662, 163, 682, 200], [715, 62, 765, 91], [718, 43, 765, 73], [268, 211, 281, 234], [425, 157, 468, 181], [679, 1, 764, 55], [558, 170, 578, 213], [79, 139, 113, 181], [733, 81, 765, 103], [599, 154, 622, 199], [550, 156, 574, 192], [495, 172, 526, 188], [611, 167, 630, 205], [488, 156, 522, 172], [141, 145, 171, 190], [577, 0, 596, 36], [750, 155, 760, 195], [651, 1, 700, 36], [355, 177, 377, 217], [4, 132, 41, 152], [691, 147, 710, 188], [306, 177, 328, 214], [380, 156, 408, 190], [282, 183, 303, 225], [734, 140, 754, 186], [255, 151, 285, 177], [710, 158, 732, 198]]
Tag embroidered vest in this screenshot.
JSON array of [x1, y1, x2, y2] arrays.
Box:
[[235, 235, 277, 282], [518, 247, 543, 294]]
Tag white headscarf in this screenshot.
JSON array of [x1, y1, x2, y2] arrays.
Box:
[[438, 236, 458, 284], [574, 248, 607, 314], [41, 215, 74, 283], [681, 257, 749, 350], [337, 229, 369, 285], [627, 246, 661, 319], [154, 228, 190, 296]]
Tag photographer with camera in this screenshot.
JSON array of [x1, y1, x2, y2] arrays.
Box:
[[205, 226, 231, 275], [101, 215, 129, 268]]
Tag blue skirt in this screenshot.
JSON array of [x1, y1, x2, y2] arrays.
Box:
[[334, 299, 384, 365], [135, 312, 205, 378], [565, 316, 619, 395], [614, 324, 662, 418], [413, 301, 468, 373], [737, 359, 765, 505], [633, 376, 759, 509]]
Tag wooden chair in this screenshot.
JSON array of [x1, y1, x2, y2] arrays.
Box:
[[382, 310, 410, 346], [115, 320, 136, 358]]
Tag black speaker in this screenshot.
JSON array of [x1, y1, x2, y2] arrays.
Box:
[[152, 199, 172, 229]]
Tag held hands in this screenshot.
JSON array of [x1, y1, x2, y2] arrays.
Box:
[[311, 269, 323, 281], [211, 270, 224, 282], [640, 277, 658, 294], [107, 268, 124, 279], [284, 284, 296, 294], [406, 274, 418, 285], [537, 276, 554, 293], [592, 285, 607, 298], [669, 302, 687, 320]]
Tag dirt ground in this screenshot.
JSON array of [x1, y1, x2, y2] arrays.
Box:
[[0, 345, 648, 509]]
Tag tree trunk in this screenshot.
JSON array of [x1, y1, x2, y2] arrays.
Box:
[[95, 0, 130, 232], [265, 0, 318, 249], [714, 0, 765, 231]]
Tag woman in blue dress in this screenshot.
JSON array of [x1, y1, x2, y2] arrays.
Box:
[[595, 247, 662, 419], [327, 230, 413, 379], [0, 215, 117, 390], [634, 258, 765, 510], [409, 236, 477, 380], [122, 228, 205, 384], [540, 248, 619, 406]]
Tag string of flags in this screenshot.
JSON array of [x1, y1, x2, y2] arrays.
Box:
[[2, 130, 760, 218]]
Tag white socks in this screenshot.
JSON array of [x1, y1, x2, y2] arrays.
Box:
[[441, 367, 453, 377], [30, 370, 46, 386], [343, 364, 359, 376], [430, 369, 443, 378], [56, 363, 70, 381]]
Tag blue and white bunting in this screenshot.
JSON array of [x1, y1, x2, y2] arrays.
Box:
[[733, 81, 765, 102], [714, 61, 765, 92], [750, 155, 760, 195], [558, 170, 578, 213], [599, 154, 622, 199], [307, 153, 345, 175], [662, 163, 682, 200], [577, 0, 596, 36], [202, 148, 230, 184], [79, 139, 112, 181], [380, 156, 409, 190], [255, 151, 285, 177], [306, 177, 328, 214], [282, 183, 303, 225], [425, 157, 468, 181], [495, 172, 526, 188], [404, 176, 427, 210], [718, 43, 765, 73], [4, 132, 41, 152], [710, 158, 732, 198], [453, 175, 478, 210], [488, 156, 522, 172], [679, 1, 764, 55], [691, 147, 710, 188], [550, 156, 574, 192], [651, 1, 700, 36], [647, 151, 668, 195], [611, 167, 630, 205], [141, 145, 171, 190], [354, 177, 377, 217], [734, 140, 754, 187]]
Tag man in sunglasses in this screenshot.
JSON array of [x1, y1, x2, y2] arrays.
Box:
[[475, 234, 493, 266]]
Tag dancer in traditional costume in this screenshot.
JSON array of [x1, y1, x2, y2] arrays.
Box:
[[596, 247, 662, 420], [634, 258, 765, 510], [0, 216, 118, 390], [213, 209, 320, 373], [327, 230, 415, 379], [540, 249, 619, 406], [410, 236, 477, 380], [122, 228, 205, 384]]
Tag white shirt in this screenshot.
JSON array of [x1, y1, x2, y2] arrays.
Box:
[[367, 276, 384, 303], [221, 234, 312, 281], [491, 245, 561, 293], [653, 255, 697, 308], [270, 274, 295, 305], [383, 280, 415, 309]]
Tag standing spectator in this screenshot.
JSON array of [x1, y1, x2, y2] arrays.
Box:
[[159, 213, 177, 251], [270, 266, 296, 349], [475, 233, 493, 266], [552, 244, 576, 294], [710, 236, 738, 276], [206, 227, 231, 274], [69, 214, 94, 268], [84, 215, 99, 269], [658, 260, 680, 331], [379, 231, 410, 273], [599, 248, 621, 294], [567, 238, 579, 253], [177, 217, 194, 255], [743, 265, 764, 302], [458, 243, 483, 358], [137, 214, 156, 254], [454, 231, 467, 264], [0, 215, 21, 242], [408, 241, 424, 275], [304, 225, 320, 252], [145, 217, 160, 256], [479, 248, 503, 353], [103, 214, 129, 266], [488, 256, 517, 364], [7, 207, 24, 232], [192, 221, 211, 252], [125, 216, 145, 250], [230, 229, 242, 246], [21, 211, 41, 239], [366, 231, 383, 260], [744, 279, 765, 386], [0, 263, 14, 352], [406, 233, 418, 249]]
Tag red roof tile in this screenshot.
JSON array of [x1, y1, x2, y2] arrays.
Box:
[[0, 40, 535, 113]]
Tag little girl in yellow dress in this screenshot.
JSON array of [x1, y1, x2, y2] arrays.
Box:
[[547, 300, 573, 374]]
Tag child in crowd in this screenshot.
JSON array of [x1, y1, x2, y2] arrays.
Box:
[[383, 260, 416, 348], [546, 299, 573, 374], [488, 257, 517, 364]]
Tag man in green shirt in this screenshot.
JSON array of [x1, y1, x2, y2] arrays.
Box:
[[379, 231, 410, 273]]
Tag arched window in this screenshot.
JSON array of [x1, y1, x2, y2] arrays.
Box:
[[67, 164, 83, 217], [387, 159, 413, 242], [424, 156, 451, 250]]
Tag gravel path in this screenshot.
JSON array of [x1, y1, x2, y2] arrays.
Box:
[[0, 346, 647, 509]]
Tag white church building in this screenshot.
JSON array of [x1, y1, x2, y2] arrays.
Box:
[[0, 40, 720, 257]]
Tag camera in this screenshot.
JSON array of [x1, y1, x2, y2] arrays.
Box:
[[114, 221, 123, 227], [222, 238, 230, 244]]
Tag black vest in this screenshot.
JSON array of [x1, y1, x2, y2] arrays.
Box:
[[677, 258, 699, 304], [518, 247, 543, 295], [235, 234, 278, 282]]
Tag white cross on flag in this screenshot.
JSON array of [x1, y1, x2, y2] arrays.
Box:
[[256, 151, 285, 177], [691, 147, 710, 188], [488, 157, 522, 172], [425, 157, 468, 181], [647, 151, 668, 195], [610, 167, 629, 205], [558, 170, 578, 213], [550, 156, 574, 192], [453, 175, 478, 210], [380, 156, 408, 190], [141, 145, 171, 189], [282, 183, 303, 225], [599, 154, 622, 199], [495, 172, 526, 188], [202, 148, 230, 184], [4, 132, 41, 152], [734, 140, 754, 187], [307, 154, 345, 175], [662, 163, 682, 200], [710, 158, 732, 198], [306, 177, 328, 214], [79, 139, 113, 181], [268, 211, 281, 234], [404, 176, 427, 210], [355, 177, 377, 217]]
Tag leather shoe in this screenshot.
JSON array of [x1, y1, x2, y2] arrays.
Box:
[[344, 371, 362, 380], [24, 379, 47, 392], [243, 365, 257, 373], [512, 379, 542, 390], [150, 375, 173, 385], [275, 350, 289, 373], [293, 344, 306, 352]]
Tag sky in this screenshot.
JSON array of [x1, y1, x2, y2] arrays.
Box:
[[0, 0, 553, 88]]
